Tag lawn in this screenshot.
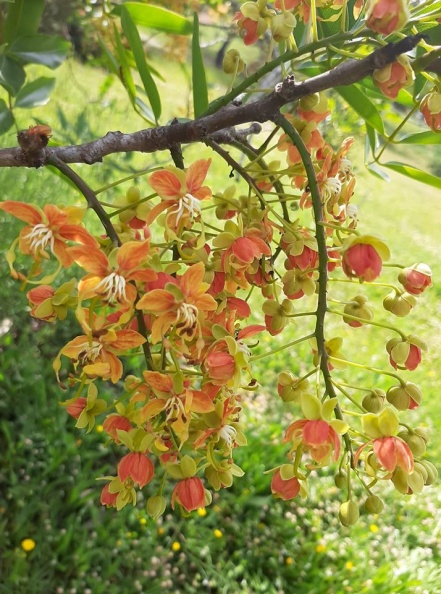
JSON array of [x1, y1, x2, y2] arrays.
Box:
[[1, 55, 440, 594]]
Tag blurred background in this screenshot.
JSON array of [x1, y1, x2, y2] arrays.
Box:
[[1, 1, 440, 593]]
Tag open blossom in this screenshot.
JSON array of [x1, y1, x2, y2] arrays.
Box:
[[278, 115, 324, 165], [147, 159, 212, 234], [69, 240, 156, 307], [366, 0, 410, 35], [136, 261, 217, 349], [0, 201, 97, 271]]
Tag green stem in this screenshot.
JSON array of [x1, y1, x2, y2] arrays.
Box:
[[327, 308, 407, 339], [250, 333, 315, 362]]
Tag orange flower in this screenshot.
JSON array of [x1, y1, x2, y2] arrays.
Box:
[[140, 370, 215, 443], [136, 262, 217, 348], [171, 477, 206, 512], [366, 0, 409, 35], [0, 201, 97, 273], [69, 240, 156, 306], [373, 56, 413, 100], [55, 314, 146, 383], [118, 452, 155, 488], [278, 115, 324, 165], [234, 2, 268, 46], [271, 469, 301, 500], [284, 418, 342, 464], [147, 159, 212, 234]]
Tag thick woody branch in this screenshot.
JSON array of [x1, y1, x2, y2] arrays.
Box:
[[0, 35, 424, 169]]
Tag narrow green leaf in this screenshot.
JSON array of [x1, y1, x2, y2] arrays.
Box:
[[8, 35, 70, 69], [113, 3, 193, 35], [336, 85, 385, 135], [0, 55, 25, 95], [365, 123, 377, 156], [397, 131, 441, 145], [97, 36, 120, 77], [113, 23, 136, 105], [383, 161, 441, 189], [366, 162, 391, 182], [0, 98, 14, 134], [192, 13, 208, 118], [4, 0, 44, 43], [14, 76, 55, 108], [121, 6, 161, 122]]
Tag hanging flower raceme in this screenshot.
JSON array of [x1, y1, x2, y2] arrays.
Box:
[[0, 201, 97, 278], [147, 159, 212, 236], [278, 114, 325, 165], [68, 240, 156, 308]]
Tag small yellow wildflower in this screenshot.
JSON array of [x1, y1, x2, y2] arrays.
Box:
[[197, 507, 207, 517], [285, 557, 293, 565], [370, 524, 379, 533], [139, 517, 147, 526], [345, 561, 354, 570], [21, 539, 36, 552], [315, 543, 326, 553], [213, 529, 223, 538], [96, 424, 104, 433], [172, 541, 181, 551], [157, 527, 165, 536]]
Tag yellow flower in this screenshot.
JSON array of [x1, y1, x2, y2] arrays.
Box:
[[197, 507, 207, 517], [285, 556, 293, 565], [172, 541, 181, 551], [315, 543, 326, 553], [21, 539, 36, 552], [157, 527, 165, 536], [370, 524, 379, 533], [96, 424, 104, 433], [139, 517, 147, 526], [345, 561, 354, 570], [213, 529, 223, 538]]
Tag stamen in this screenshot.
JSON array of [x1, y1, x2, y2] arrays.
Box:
[[79, 341, 102, 363], [175, 303, 199, 338], [171, 193, 202, 225], [322, 177, 342, 203], [24, 223, 55, 254], [219, 425, 237, 448], [94, 272, 127, 303]]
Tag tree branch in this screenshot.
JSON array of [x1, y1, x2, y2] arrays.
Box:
[[0, 35, 424, 169]]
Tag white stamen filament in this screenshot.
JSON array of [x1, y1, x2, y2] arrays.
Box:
[[171, 193, 202, 225], [24, 223, 55, 254], [164, 395, 186, 423], [79, 341, 102, 363], [219, 425, 237, 448], [322, 177, 342, 202], [340, 157, 353, 175], [95, 272, 127, 303], [237, 341, 251, 358], [174, 303, 199, 338]]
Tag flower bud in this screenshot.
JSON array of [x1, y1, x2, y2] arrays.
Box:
[[343, 295, 374, 327], [366, 0, 410, 35], [386, 336, 426, 371], [364, 494, 384, 514], [146, 494, 167, 519], [383, 290, 417, 317], [339, 500, 359, 526], [398, 263, 432, 295], [397, 428, 427, 456], [419, 91, 441, 132], [387, 382, 422, 411], [341, 236, 389, 282], [222, 49, 245, 75], [271, 11, 296, 42], [391, 467, 410, 494], [373, 55, 414, 100], [419, 460, 438, 485], [277, 372, 310, 403], [362, 389, 385, 413], [126, 186, 141, 204], [334, 470, 347, 490]]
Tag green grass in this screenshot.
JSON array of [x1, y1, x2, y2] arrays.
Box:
[[1, 54, 441, 594]]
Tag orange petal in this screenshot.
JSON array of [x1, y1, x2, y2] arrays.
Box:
[[0, 200, 42, 225], [110, 329, 146, 350], [43, 204, 68, 227], [59, 224, 98, 248], [143, 370, 174, 393], [69, 246, 109, 275], [136, 289, 176, 313], [149, 168, 184, 198], [180, 262, 205, 297], [186, 159, 211, 194], [190, 390, 216, 413], [116, 240, 150, 272]]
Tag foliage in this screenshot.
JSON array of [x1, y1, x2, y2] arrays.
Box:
[[0, 0, 440, 548]]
